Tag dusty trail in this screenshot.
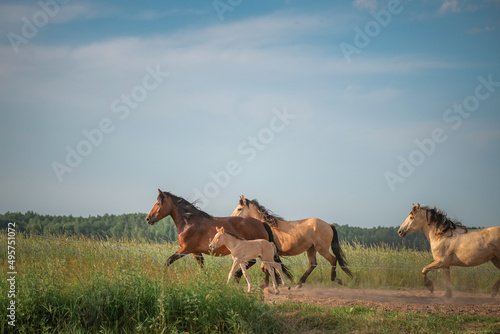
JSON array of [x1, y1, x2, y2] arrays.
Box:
[[264, 286, 500, 317]]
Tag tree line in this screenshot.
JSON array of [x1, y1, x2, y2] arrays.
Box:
[[0, 211, 430, 251]]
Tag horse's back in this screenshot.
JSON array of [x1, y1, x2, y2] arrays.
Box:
[[213, 216, 269, 240]]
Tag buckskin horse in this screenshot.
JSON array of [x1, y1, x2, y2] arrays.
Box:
[[398, 204, 500, 298], [145, 189, 292, 284], [231, 195, 353, 288]]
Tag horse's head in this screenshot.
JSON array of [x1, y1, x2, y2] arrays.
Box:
[[231, 195, 254, 217], [209, 226, 225, 250], [145, 189, 173, 225], [398, 204, 426, 238]]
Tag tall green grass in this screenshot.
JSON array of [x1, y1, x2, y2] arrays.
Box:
[[0, 234, 280, 333], [1, 234, 499, 333], [283, 241, 499, 294]]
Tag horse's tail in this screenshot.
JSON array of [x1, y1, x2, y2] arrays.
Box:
[[263, 222, 293, 282], [271, 243, 294, 282], [330, 224, 353, 278]]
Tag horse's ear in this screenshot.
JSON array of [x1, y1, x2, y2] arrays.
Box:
[[157, 189, 165, 203], [220, 226, 225, 233], [417, 203, 421, 210], [239, 195, 246, 206]]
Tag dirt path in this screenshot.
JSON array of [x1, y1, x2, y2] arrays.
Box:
[[264, 286, 500, 317]]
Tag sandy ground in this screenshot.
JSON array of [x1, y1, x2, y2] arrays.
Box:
[[264, 286, 500, 317]]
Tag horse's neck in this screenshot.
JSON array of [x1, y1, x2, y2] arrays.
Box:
[[420, 221, 440, 244], [169, 203, 188, 233], [221, 234, 239, 252]]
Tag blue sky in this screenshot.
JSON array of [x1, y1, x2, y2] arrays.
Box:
[[1, 0, 499, 228]]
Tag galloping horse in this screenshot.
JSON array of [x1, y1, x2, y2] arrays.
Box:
[[209, 226, 291, 294], [146, 189, 291, 278], [398, 204, 500, 298], [232, 196, 353, 288]]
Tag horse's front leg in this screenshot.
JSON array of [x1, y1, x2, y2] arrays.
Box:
[[165, 251, 187, 267], [193, 253, 204, 268], [240, 263, 253, 292], [296, 246, 317, 288], [443, 267, 452, 298], [234, 259, 257, 283], [227, 260, 240, 284], [422, 260, 445, 294]]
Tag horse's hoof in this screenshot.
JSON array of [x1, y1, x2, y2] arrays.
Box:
[[275, 290, 280, 295], [333, 278, 343, 285]]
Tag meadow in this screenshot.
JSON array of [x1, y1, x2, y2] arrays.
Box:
[[1, 233, 499, 333]]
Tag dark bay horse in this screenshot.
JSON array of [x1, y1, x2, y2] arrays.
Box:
[[146, 189, 292, 282], [398, 204, 500, 298]]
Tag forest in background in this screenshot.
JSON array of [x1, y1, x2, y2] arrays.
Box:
[[0, 211, 430, 251]]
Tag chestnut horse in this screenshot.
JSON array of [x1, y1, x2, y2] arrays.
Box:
[[146, 189, 292, 283], [232, 196, 353, 288], [398, 204, 500, 298], [209, 226, 291, 294]]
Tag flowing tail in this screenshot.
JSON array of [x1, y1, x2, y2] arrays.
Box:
[[330, 224, 353, 278], [263, 222, 293, 282]]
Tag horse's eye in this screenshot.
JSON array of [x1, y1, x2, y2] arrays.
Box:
[[237, 208, 242, 211]]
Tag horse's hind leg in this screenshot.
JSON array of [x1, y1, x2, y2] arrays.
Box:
[[271, 262, 290, 290], [316, 246, 342, 285], [490, 257, 500, 297], [296, 246, 317, 288], [265, 263, 280, 294]]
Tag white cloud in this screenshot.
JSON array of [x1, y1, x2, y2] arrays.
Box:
[[353, 0, 377, 11], [438, 0, 461, 15]]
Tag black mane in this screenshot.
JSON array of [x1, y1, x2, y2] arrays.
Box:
[[246, 198, 284, 228], [423, 206, 467, 236], [161, 191, 213, 221], [224, 230, 243, 240]]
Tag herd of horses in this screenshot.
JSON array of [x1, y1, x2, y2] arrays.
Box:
[[146, 189, 500, 298]]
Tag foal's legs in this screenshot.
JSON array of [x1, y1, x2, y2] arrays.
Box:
[[296, 246, 317, 288], [240, 263, 253, 292], [270, 262, 291, 291], [491, 256, 500, 297], [265, 263, 280, 294], [227, 260, 240, 284]]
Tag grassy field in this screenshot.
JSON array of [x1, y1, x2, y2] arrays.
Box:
[[1, 233, 499, 333]]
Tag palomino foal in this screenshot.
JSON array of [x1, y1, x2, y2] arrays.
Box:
[[209, 226, 291, 294]]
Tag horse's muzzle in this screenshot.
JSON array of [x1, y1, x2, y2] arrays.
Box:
[[208, 244, 215, 250], [145, 217, 155, 225], [398, 228, 407, 238]]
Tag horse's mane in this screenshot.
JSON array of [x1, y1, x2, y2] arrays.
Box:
[[224, 230, 243, 240], [423, 206, 467, 236], [162, 191, 213, 221], [245, 198, 284, 228]]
